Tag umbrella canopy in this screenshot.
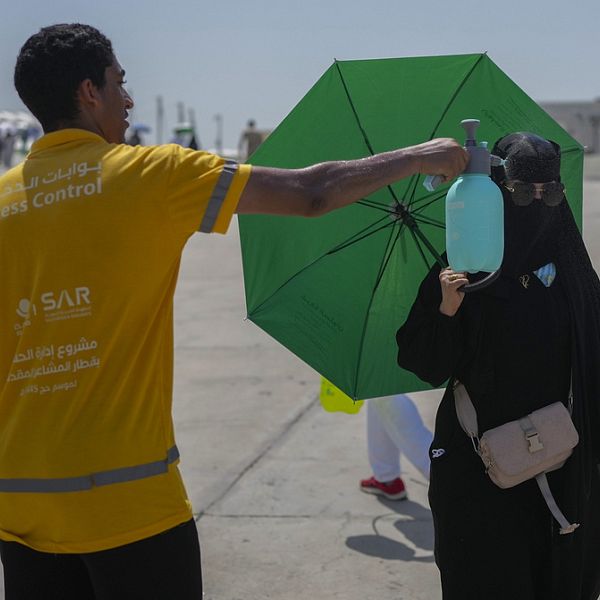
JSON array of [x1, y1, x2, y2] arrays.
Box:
[[238, 53, 584, 400]]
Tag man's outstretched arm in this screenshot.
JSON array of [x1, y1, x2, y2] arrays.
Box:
[[236, 138, 467, 217]]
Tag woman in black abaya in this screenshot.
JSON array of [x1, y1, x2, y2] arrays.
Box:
[[396, 133, 600, 599]]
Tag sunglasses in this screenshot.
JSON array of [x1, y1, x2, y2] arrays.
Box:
[[501, 180, 565, 207]]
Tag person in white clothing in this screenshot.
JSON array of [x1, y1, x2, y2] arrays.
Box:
[[360, 394, 432, 500]]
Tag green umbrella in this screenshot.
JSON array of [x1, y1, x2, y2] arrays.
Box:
[[238, 53, 583, 400]]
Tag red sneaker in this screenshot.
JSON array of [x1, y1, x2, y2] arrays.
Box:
[[359, 476, 407, 500]]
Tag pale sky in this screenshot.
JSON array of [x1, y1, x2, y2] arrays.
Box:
[[1, 0, 598, 149]]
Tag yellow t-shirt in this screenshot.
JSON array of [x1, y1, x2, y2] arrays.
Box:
[[0, 129, 251, 552]]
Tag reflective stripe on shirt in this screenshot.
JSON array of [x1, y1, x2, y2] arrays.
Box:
[[199, 161, 239, 232], [0, 446, 179, 493]]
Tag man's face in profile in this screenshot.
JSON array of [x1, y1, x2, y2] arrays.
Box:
[[93, 56, 133, 144]]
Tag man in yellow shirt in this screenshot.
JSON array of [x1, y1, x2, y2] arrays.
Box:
[[0, 23, 466, 600]]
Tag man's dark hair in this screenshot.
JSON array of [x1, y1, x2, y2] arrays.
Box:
[[14, 24, 114, 131]]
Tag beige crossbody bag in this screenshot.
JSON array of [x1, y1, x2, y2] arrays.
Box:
[[453, 380, 580, 535]]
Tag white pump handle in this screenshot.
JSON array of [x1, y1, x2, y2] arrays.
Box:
[[423, 174, 445, 192]]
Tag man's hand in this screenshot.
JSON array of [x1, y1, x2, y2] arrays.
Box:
[[409, 138, 468, 183], [439, 268, 468, 317]]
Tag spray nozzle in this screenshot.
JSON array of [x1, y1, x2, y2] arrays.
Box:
[[461, 119, 480, 146], [422, 119, 504, 191]]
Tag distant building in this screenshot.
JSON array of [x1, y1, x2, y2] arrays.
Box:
[[540, 100, 600, 153]]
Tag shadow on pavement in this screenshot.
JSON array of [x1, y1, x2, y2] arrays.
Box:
[[345, 497, 435, 562]]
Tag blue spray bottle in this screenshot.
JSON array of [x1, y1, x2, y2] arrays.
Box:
[[425, 119, 505, 291]]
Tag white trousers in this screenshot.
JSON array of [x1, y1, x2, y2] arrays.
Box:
[[367, 394, 432, 482]]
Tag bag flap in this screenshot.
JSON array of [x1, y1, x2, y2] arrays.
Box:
[[480, 402, 579, 477]]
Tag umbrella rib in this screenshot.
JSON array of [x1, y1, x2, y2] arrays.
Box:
[[351, 222, 404, 397], [427, 55, 486, 143], [334, 60, 401, 208], [400, 172, 423, 210], [372, 223, 404, 293], [561, 146, 583, 156], [412, 195, 446, 215], [411, 190, 448, 211], [328, 219, 396, 255], [334, 60, 377, 155], [352, 210, 446, 396], [408, 226, 433, 272], [329, 213, 393, 250], [357, 199, 396, 214], [412, 214, 445, 229], [351, 216, 442, 395], [247, 215, 394, 317], [415, 225, 446, 267], [394, 204, 446, 267], [384, 203, 446, 267], [402, 54, 486, 208]]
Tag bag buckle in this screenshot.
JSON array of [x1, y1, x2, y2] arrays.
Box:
[[526, 431, 544, 453]]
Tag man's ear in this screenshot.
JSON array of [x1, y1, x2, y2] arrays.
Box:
[[77, 79, 101, 110]]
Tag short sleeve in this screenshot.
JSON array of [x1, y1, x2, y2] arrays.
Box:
[[163, 145, 252, 238]]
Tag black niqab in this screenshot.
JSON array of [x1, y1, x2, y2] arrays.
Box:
[[491, 132, 563, 277], [493, 132, 600, 598]]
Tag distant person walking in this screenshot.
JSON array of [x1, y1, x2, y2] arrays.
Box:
[[360, 394, 432, 500], [1, 129, 16, 169], [238, 119, 263, 161]]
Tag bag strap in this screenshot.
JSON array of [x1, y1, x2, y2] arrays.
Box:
[[453, 381, 479, 437], [454, 375, 573, 439], [535, 473, 580, 535], [568, 376, 574, 416]]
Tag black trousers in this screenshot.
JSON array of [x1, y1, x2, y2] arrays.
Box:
[[0, 518, 202, 600]]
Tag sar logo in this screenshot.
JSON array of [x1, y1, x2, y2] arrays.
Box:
[[14, 298, 37, 336], [41, 287, 90, 312], [16, 298, 37, 319], [40, 286, 92, 322]]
